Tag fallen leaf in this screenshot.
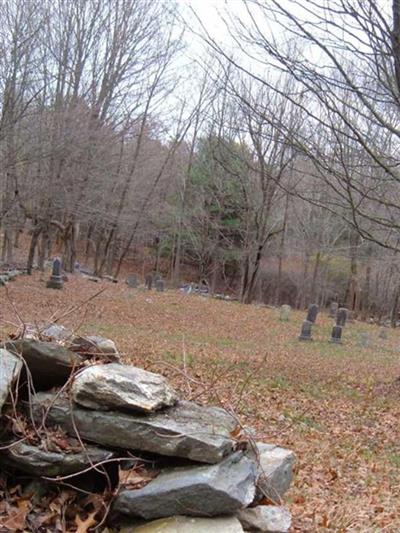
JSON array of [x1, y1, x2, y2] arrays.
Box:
[[75, 511, 97, 533], [1, 499, 31, 531]]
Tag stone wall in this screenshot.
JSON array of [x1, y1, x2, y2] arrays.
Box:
[[0, 326, 295, 532]]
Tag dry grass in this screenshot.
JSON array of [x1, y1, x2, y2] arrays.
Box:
[[1, 272, 400, 532]]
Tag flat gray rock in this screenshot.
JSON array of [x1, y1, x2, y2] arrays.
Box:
[[31, 392, 237, 463], [0, 349, 22, 411], [236, 505, 292, 532], [249, 443, 295, 502], [120, 515, 244, 532], [0, 441, 114, 477], [114, 452, 256, 520], [69, 335, 120, 361], [3, 340, 84, 389], [72, 364, 178, 413], [40, 324, 73, 342]]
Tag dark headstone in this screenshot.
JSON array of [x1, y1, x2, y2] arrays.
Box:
[[336, 307, 348, 327], [126, 275, 138, 288], [306, 304, 319, 323], [329, 302, 338, 318], [298, 320, 313, 341], [330, 325, 342, 344], [155, 279, 165, 292], [145, 273, 153, 290], [46, 258, 63, 289]]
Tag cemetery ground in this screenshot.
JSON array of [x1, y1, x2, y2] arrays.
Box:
[[1, 274, 400, 532]]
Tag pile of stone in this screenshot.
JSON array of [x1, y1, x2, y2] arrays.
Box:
[[0, 327, 295, 532], [0, 268, 23, 286]]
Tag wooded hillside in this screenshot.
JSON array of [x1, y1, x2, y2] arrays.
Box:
[[1, 0, 399, 321]]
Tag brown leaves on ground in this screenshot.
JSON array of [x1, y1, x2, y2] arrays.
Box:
[[0, 481, 110, 532], [1, 273, 400, 531], [0, 497, 31, 531]]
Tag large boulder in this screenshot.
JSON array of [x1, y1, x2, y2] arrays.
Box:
[[113, 452, 256, 520], [31, 392, 237, 463], [3, 340, 84, 389], [236, 505, 292, 532], [0, 441, 114, 477], [0, 349, 23, 411], [72, 364, 178, 413], [250, 443, 295, 502], [120, 515, 244, 532]]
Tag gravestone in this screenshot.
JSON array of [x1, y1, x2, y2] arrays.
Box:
[[279, 305, 291, 322], [126, 274, 138, 288], [155, 279, 165, 292], [378, 327, 388, 340], [145, 273, 153, 290], [336, 307, 348, 327], [306, 304, 319, 324], [298, 320, 313, 341], [358, 332, 370, 348], [180, 283, 192, 294], [329, 302, 338, 318], [46, 258, 63, 289], [330, 325, 342, 344]]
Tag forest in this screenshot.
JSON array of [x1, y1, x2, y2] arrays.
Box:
[[0, 0, 399, 322]]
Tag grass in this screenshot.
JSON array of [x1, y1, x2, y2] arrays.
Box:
[[1, 273, 400, 532]]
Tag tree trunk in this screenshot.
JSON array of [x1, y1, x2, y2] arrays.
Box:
[[390, 283, 400, 328], [275, 194, 289, 305], [310, 251, 321, 303], [27, 226, 42, 275]]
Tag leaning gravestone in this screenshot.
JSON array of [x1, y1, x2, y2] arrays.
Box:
[[279, 305, 291, 322], [329, 302, 338, 318], [298, 320, 313, 341], [155, 279, 165, 292], [46, 258, 63, 289], [336, 307, 348, 327], [126, 274, 138, 288], [330, 325, 342, 344], [306, 304, 319, 323]]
